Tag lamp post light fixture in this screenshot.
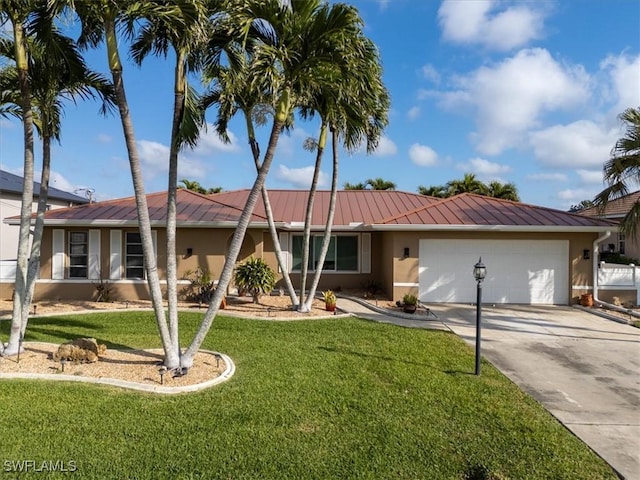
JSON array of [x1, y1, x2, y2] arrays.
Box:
[[473, 257, 486, 376]]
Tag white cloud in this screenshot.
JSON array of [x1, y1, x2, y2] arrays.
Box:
[[138, 140, 206, 180], [438, 0, 547, 51], [97, 133, 112, 143], [461, 157, 511, 176], [377, 0, 390, 11], [600, 53, 640, 115], [409, 144, 438, 167], [576, 169, 604, 184], [438, 48, 591, 155], [529, 120, 617, 168], [372, 136, 398, 156], [407, 106, 421, 120], [557, 187, 598, 207], [277, 127, 312, 158], [276, 165, 328, 189], [526, 173, 568, 182], [192, 125, 241, 155], [421, 64, 441, 84], [48, 171, 78, 194]]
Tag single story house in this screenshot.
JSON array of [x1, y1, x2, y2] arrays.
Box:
[[0, 169, 89, 263], [578, 191, 640, 261], [1, 188, 617, 305]]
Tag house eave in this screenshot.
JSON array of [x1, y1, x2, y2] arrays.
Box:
[[370, 224, 618, 233]]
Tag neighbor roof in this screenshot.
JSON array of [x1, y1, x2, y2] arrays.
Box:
[[578, 191, 640, 219], [0, 169, 88, 204], [4, 188, 617, 231]]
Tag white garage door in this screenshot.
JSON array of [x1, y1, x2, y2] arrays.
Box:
[[419, 239, 569, 304]]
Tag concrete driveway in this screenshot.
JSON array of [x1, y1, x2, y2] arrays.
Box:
[[429, 304, 640, 480]]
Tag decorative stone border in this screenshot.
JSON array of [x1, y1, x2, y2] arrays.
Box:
[[0, 349, 235, 395]]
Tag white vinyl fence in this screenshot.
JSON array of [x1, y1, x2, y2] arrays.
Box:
[[597, 262, 640, 304]]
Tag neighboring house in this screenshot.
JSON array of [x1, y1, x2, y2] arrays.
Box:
[[0, 188, 617, 305], [578, 191, 640, 261], [0, 170, 88, 279]]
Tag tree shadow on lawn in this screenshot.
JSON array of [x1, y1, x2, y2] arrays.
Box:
[[15, 317, 135, 351], [317, 345, 482, 377]]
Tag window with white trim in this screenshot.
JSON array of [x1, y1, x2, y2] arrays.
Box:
[[291, 234, 358, 272], [125, 232, 145, 279], [68, 231, 88, 278], [619, 233, 626, 255]]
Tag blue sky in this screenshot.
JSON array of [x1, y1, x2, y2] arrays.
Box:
[[1, 0, 639, 210]]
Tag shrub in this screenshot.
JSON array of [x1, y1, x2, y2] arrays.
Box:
[[234, 257, 276, 303], [181, 267, 216, 304], [93, 278, 114, 303]]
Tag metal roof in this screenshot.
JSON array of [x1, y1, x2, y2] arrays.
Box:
[[0, 169, 89, 204], [4, 188, 617, 231], [377, 193, 616, 229]]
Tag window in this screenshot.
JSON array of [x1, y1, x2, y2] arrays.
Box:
[[619, 233, 626, 255], [125, 232, 145, 279], [291, 234, 358, 272], [68, 231, 88, 278]]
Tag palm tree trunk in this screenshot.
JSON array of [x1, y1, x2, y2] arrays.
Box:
[[164, 54, 187, 362], [245, 113, 299, 307], [181, 88, 290, 368], [104, 16, 179, 368], [304, 127, 339, 311], [20, 129, 53, 335], [298, 123, 327, 313], [4, 18, 34, 356]]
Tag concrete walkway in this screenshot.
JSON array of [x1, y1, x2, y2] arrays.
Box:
[[340, 299, 640, 480]]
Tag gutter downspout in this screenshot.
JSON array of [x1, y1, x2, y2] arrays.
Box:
[[592, 231, 640, 317]]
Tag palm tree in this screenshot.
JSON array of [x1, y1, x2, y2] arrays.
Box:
[[182, 0, 379, 365], [179, 179, 222, 194], [446, 173, 487, 196], [200, 35, 301, 308], [343, 178, 395, 190], [343, 181, 366, 190], [0, 23, 115, 348], [0, 2, 37, 356], [130, 0, 209, 366], [65, 0, 191, 367], [417, 184, 448, 198], [365, 177, 396, 190], [297, 19, 389, 312], [594, 107, 640, 239], [487, 180, 520, 201], [418, 175, 519, 200]]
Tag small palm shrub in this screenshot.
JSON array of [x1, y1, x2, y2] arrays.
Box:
[[234, 257, 276, 303], [181, 267, 216, 304]]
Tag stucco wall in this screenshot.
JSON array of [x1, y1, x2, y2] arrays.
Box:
[[14, 226, 607, 305]]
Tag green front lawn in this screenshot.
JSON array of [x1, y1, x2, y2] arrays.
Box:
[[0, 312, 616, 479]]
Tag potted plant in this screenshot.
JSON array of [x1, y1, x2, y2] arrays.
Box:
[[402, 293, 418, 313], [323, 290, 337, 311]]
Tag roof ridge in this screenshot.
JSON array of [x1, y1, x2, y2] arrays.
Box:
[[377, 194, 446, 224], [187, 189, 269, 221]]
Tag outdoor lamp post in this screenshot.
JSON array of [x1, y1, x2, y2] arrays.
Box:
[[473, 257, 486, 376]]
